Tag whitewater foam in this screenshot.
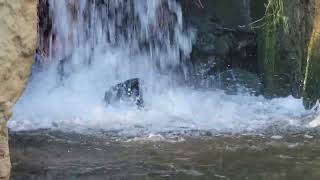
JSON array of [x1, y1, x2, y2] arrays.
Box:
[[9, 81, 312, 135], [8, 0, 318, 135]]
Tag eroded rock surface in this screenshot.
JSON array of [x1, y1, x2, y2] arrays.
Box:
[[0, 0, 37, 179]]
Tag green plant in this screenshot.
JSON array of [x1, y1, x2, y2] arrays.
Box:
[[250, 0, 289, 33]]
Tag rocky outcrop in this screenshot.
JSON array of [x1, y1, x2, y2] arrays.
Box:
[[303, 0, 320, 108], [255, 0, 314, 98], [255, 0, 320, 108], [0, 0, 37, 179]]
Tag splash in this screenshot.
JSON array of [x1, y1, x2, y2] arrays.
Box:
[[9, 0, 316, 135]]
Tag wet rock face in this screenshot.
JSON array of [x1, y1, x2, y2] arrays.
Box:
[[179, 0, 253, 29], [37, 0, 51, 57], [255, 0, 317, 99], [191, 29, 257, 71], [0, 0, 37, 178], [182, 0, 320, 105], [303, 0, 320, 108], [105, 79, 144, 108], [179, 0, 259, 91]]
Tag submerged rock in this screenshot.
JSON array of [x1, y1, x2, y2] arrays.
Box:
[[104, 78, 144, 108]]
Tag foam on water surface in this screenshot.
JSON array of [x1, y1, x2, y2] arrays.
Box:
[[9, 78, 313, 134]]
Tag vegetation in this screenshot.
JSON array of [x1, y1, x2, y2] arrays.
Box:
[[303, 1, 320, 108], [250, 0, 288, 33], [253, 0, 311, 98]]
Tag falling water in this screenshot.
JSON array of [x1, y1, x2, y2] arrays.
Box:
[[45, 0, 193, 90], [9, 0, 316, 135]]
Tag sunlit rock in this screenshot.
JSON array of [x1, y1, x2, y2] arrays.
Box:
[[303, 0, 320, 108], [0, 0, 37, 178]]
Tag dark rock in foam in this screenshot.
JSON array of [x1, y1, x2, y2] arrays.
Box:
[[104, 78, 144, 108]]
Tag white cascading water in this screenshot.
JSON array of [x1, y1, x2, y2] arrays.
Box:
[[9, 0, 317, 135]]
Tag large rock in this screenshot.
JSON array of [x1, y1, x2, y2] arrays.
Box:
[[0, 0, 37, 179]]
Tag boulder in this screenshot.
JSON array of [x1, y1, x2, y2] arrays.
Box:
[[104, 78, 144, 108], [0, 0, 37, 179]]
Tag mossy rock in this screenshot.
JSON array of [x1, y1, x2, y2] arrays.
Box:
[[256, 0, 313, 98], [303, 14, 320, 109]]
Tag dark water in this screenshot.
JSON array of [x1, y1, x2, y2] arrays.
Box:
[[10, 130, 320, 180]]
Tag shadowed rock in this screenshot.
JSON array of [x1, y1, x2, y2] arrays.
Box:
[[104, 78, 144, 108]]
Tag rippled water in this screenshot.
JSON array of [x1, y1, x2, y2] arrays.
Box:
[[10, 130, 320, 180]]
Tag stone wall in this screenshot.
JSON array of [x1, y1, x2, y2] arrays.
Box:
[[0, 0, 37, 179]]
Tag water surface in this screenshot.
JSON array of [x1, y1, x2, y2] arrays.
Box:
[[10, 130, 320, 180]]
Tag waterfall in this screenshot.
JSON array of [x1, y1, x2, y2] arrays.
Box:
[[46, 0, 193, 88], [9, 0, 313, 135]]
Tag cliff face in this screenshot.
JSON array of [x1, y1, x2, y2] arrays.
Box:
[[0, 0, 37, 179]]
